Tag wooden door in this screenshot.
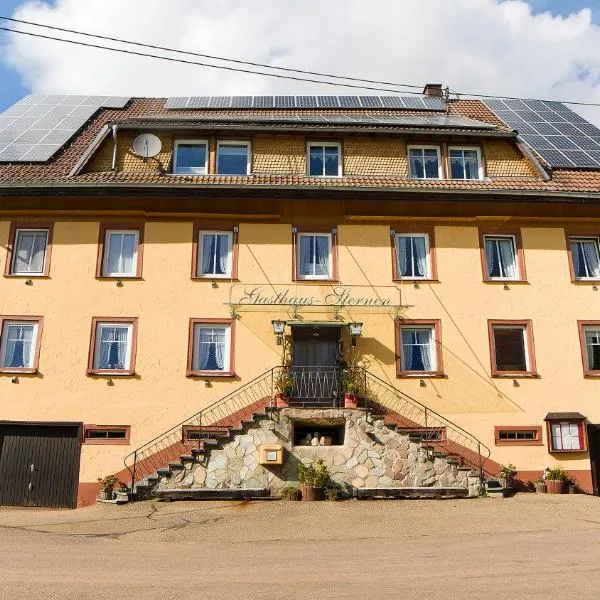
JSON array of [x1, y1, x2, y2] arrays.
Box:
[[0, 423, 82, 508], [291, 326, 341, 406], [588, 424, 600, 496]]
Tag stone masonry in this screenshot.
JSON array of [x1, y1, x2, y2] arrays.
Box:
[[157, 408, 470, 495]]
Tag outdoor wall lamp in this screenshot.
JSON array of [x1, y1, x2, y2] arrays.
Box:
[[271, 320, 286, 345], [348, 322, 363, 346]]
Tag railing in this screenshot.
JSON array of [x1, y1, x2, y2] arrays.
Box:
[[123, 368, 280, 490], [352, 368, 491, 479], [124, 365, 491, 492]]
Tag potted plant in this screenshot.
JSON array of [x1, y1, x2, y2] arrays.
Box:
[[498, 463, 517, 490], [534, 477, 546, 494], [280, 485, 301, 501], [274, 367, 294, 407], [97, 474, 123, 501], [545, 466, 568, 494], [298, 458, 330, 501], [342, 370, 362, 409], [567, 477, 577, 494]]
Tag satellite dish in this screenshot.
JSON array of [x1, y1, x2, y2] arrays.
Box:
[[132, 133, 162, 158]]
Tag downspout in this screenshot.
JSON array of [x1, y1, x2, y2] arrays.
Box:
[[111, 124, 119, 171]]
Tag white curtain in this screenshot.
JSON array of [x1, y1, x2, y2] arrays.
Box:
[[99, 326, 129, 369], [581, 241, 600, 278], [413, 237, 427, 277], [107, 233, 136, 275], [402, 330, 432, 371], [398, 236, 411, 276], [484, 239, 495, 276], [196, 327, 225, 370], [196, 329, 212, 370], [5, 324, 33, 368], [299, 236, 312, 276], [585, 330, 600, 370], [15, 231, 46, 274], [498, 239, 516, 278], [315, 236, 330, 276], [552, 422, 581, 451], [214, 330, 226, 370], [418, 330, 432, 370], [201, 234, 214, 274], [216, 234, 230, 275]]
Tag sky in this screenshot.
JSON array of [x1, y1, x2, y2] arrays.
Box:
[[1, 0, 600, 124]]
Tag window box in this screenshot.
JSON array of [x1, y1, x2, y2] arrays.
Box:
[[566, 231, 600, 282], [191, 223, 239, 280], [5, 222, 53, 277], [83, 425, 131, 445], [480, 229, 526, 282], [187, 318, 235, 377], [87, 317, 138, 376], [293, 229, 338, 281], [391, 227, 437, 281], [579, 321, 600, 376], [307, 142, 342, 177], [408, 146, 442, 179], [173, 140, 208, 175], [494, 426, 543, 446], [96, 223, 144, 279], [395, 319, 444, 377], [488, 320, 537, 377], [0, 316, 43, 374], [216, 141, 250, 175], [448, 146, 483, 180], [544, 413, 587, 453]]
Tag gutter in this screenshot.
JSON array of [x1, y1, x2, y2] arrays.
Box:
[[1, 181, 600, 201]]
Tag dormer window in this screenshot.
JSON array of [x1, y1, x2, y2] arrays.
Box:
[[449, 147, 482, 180], [408, 146, 442, 179], [308, 143, 341, 177], [216, 141, 250, 175], [173, 140, 208, 175]]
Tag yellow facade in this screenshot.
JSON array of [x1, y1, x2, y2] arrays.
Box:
[[1, 217, 597, 491]]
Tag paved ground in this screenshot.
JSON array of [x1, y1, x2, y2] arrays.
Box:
[[0, 494, 599, 599]]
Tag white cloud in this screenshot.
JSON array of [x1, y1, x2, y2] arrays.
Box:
[[3, 0, 600, 123]]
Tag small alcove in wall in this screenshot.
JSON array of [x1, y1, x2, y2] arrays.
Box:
[[292, 418, 346, 446]]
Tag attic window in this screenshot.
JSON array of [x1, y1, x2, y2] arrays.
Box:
[[173, 140, 208, 175]]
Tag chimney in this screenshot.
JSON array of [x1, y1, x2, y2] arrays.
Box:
[[423, 84, 443, 98]]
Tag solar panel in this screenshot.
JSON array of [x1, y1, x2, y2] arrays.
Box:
[[484, 97, 600, 168], [165, 95, 446, 111], [0, 94, 130, 162]]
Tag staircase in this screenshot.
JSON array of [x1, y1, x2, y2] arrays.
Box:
[[123, 367, 492, 500]]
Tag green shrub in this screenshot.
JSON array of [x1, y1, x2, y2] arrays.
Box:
[[298, 458, 330, 487]]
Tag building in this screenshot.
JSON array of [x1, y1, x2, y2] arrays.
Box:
[[0, 86, 599, 507]]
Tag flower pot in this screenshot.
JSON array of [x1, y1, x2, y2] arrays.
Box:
[[568, 484, 577, 494], [344, 393, 359, 409], [546, 480, 566, 494], [275, 393, 289, 408], [300, 485, 324, 501], [97, 489, 113, 501], [534, 481, 546, 494]]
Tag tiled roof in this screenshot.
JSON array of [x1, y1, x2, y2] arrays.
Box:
[[0, 97, 598, 195]]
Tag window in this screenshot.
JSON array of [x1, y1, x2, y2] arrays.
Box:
[[482, 234, 521, 280], [394, 233, 431, 279], [97, 224, 143, 278], [188, 319, 235, 376], [83, 425, 131, 445], [395, 320, 443, 377], [489, 320, 536, 376], [494, 426, 543, 446], [569, 236, 600, 280], [307, 143, 341, 177], [5, 222, 53, 277], [173, 140, 208, 174], [578, 322, 600, 376], [0, 317, 42, 373], [295, 232, 333, 280], [408, 147, 442, 179], [216, 141, 250, 175], [196, 231, 233, 278], [449, 147, 482, 180], [88, 318, 137, 375], [550, 421, 584, 452]]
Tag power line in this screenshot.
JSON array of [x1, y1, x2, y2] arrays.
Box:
[[0, 15, 424, 91], [449, 88, 600, 109], [0, 26, 430, 96]]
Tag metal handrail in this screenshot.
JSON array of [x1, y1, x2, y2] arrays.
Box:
[[124, 364, 491, 492]]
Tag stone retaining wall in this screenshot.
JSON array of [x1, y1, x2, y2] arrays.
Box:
[[159, 408, 469, 494]]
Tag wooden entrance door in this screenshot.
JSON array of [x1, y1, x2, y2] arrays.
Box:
[[0, 423, 82, 508], [588, 424, 600, 496], [291, 326, 341, 406]]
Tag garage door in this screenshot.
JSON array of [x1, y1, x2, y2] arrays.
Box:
[[0, 422, 82, 509]]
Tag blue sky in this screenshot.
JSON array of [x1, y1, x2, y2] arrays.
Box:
[[1, 0, 600, 113]]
